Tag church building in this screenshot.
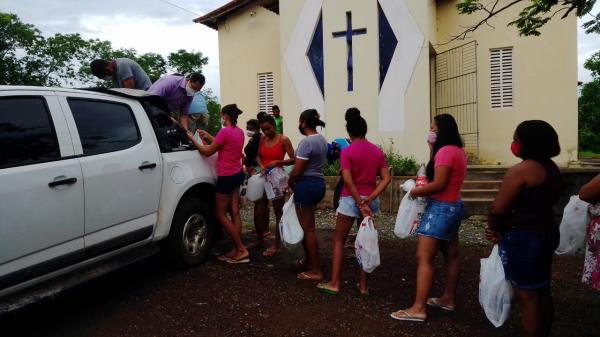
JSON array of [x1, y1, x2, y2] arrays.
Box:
[[195, 0, 578, 166]]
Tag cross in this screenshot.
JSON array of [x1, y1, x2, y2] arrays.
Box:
[[332, 11, 367, 92]]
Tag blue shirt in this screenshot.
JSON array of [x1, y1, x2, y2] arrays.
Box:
[[189, 92, 208, 115]]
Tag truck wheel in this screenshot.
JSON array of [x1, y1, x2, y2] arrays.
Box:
[[165, 197, 213, 268]]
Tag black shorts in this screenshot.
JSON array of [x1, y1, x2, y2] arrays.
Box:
[[216, 170, 245, 194]]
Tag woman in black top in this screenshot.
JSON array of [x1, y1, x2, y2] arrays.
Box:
[[244, 119, 261, 176], [487, 120, 562, 337]]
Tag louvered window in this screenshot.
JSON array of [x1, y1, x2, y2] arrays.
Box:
[[258, 72, 274, 115], [490, 47, 513, 109]]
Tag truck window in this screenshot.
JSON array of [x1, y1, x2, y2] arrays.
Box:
[[0, 97, 59, 168], [141, 97, 192, 153], [68, 99, 141, 156]]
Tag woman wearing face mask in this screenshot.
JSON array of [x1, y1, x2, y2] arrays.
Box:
[[391, 114, 467, 322], [244, 119, 261, 177], [317, 108, 391, 295], [187, 104, 249, 264], [253, 114, 295, 255], [288, 109, 328, 281], [486, 121, 562, 337]]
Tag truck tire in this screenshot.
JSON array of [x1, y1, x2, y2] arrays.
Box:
[[164, 197, 214, 268]]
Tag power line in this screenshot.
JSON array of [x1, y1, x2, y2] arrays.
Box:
[[157, 0, 200, 16]]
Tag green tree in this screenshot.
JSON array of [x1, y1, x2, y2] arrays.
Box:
[[0, 13, 43, 85], [202, 88, 222, 136], [579, 51, 600, 152], [454, 0, 598, 41], [167, 49, 208, 75], [136, 52, 167, 82]]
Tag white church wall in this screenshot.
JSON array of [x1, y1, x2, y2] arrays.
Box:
[[436, 1, 578, 166], [280, 0, 434, 165], [217, 4, 281, 130]]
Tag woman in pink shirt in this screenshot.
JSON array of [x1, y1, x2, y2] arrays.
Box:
[[187, 104, 249, 264], [391, 114, 467, 322], [317, 108, 391, 295]]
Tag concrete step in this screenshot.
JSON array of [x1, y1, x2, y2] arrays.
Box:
[[463, 197, 494, 216], [461, 189, 500, 199], [462, 180, 502, 189], [466, 170, 506, 180]]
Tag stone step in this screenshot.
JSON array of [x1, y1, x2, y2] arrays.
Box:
[[463, 197, 494, 216], [461, 188, 500, 199], [462, 180, 502, 189], [466, 170, 506, 180]]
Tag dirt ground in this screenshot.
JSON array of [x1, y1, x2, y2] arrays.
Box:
[[1, 208, 598, 337]]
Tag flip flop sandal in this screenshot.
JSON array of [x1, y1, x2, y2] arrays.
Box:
[[262, 247, 279, 257], [296, 272, 323, 281], [317, 282, 339, 295], [225, 257, 250, 264], [356, 283, 369, 296], [426, 298, 456, 312], [390, 310, 426, 322]]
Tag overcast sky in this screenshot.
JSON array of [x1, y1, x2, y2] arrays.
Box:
[[1, 0, 598, 99]]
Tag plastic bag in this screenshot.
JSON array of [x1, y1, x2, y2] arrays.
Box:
[[264, 167, 288, 200], [355, 217, 381, 273], [279, 194, 303, 245], [556, 195, 590, 255], [394, 179, 427, 238], [479, 245, 513, 328], [246, 174, 265, 202]]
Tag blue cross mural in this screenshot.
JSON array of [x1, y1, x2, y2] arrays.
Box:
[[304, 3, 399, 96], [332, 11, 367, 92]]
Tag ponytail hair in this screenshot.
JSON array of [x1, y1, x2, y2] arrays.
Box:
[[299, 109, 326, 129], [344, 107, 367, 138], [222, 104, 243, 126]]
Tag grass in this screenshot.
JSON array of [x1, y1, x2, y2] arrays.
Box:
[[579, 151, 600, 158]]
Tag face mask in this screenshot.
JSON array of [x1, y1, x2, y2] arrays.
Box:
[[186, 84, 197, 96], [511, 141, 522, 157], [246, 130, 256, 137], [427, 131, 437, 144], [220, 117, 225, 127], [104, 75, 113, 81]]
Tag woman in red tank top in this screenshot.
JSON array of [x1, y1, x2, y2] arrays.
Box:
[[249, 114, 295, 256]]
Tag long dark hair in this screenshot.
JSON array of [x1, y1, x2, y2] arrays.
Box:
[[426, 114, 463, 181], [345, 107, 367, 138], [222, 104, 243, 126], [299, 109, 326, 129], [515, 120, 560, 160]]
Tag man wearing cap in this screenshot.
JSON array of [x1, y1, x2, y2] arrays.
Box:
[[186, 91, 210, 133], [90, 58, 152, 90]]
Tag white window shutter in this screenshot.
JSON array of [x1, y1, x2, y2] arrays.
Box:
[[490, 47, 513, 109], [258, 72, 274, 115]]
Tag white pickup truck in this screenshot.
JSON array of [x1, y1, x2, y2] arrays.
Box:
[[0, 86, 218, 312]]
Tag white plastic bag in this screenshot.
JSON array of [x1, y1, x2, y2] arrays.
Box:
[[556, 195, 590, 255], [355, 217, 381, 273], [246, 174, 265, 202], [279, 194, 303, 245], [264, 167, 288, 200], [479, 245, 513, 328], [394, 180, 427, 238]]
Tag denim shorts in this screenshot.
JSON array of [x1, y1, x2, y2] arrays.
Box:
[[499, 227, 559, 289], [216, 170, 244, 194], [294, 176, 325, 207], [416, 199, 464, 241], [336, 196, 380, 218]]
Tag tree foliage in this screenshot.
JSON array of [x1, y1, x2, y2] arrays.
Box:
[[579, 51, 600, 153], [1, 12, 210, 90], [454, 0, 598, 41]]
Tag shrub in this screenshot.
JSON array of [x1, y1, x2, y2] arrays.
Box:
[[323, 160, 340, 176], [379, 139, 419, 176]]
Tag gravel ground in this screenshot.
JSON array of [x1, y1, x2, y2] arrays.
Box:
[[1, 206, 597, 337]]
